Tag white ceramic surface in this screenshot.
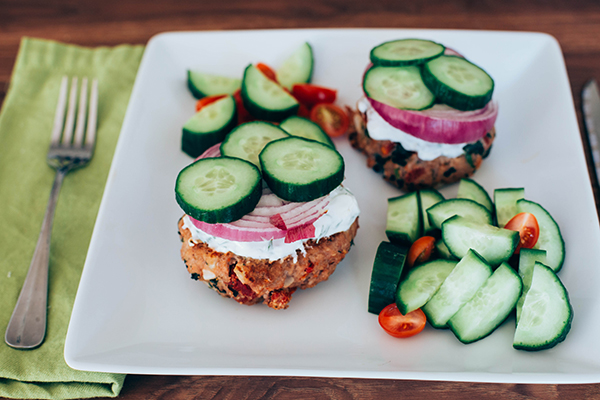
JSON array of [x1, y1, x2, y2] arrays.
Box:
[[65, 29, 600, 383]]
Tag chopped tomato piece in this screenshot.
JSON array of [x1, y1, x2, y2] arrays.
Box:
[[378, 304, 426, 338], [292, 83, 337, 109], [309, 103, 350, 137], [256, 62, 277, 82], [195, 94, 226, 112], [504, 212, 540, 253], [406, 236, 436, 268], [233, 89, 254, 124], [297, 103, 311, 118]]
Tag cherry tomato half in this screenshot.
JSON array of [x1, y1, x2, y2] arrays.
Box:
[[292, 83, 337, 109], [256, 62, 277, 82], [309, 103, 350, 137], [406, 236, 436, 268], [378, 304, 426, 338], [195, 94, 226, 112], [504, 212, 540, 253]]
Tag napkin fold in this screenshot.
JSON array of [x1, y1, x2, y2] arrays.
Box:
[[0, 37, 144, 399]]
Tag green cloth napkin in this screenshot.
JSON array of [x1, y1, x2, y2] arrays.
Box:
[[0, 37, 144, 399]]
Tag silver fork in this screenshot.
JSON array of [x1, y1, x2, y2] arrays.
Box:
[[5, 76, 98, 349]]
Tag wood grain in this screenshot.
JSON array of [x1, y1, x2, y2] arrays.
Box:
[[2, 1, 600, 398]]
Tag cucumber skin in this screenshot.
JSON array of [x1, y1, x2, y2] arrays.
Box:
[[241, 65, 299, 122], [513, 263, 573, 351], [187, 71, 206, 99], [368, 241, 408, 315], [175, 157, 262, 224], [421, 56, 494, 111]]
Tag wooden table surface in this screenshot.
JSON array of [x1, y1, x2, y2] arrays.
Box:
[[2, 1, 600, 399]]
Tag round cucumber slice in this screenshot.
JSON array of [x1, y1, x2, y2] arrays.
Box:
[[175, 157, 262, 224], [181, 95, 237, 158], [259, 137, 345, 202], [220, 121, 289, 168], [279, 115, 335, 148], [370, 38, 445, 67], [363, 65, 435, 110], [421, 55, 494, 111]]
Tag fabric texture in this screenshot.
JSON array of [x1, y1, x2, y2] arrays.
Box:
[[0, 37, 144, 399]]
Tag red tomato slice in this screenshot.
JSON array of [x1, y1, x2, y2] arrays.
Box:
[[256, 62, 277, 82], [195, 94, 226, 112], [406, 236, 436, 268], [292, 83, 337, 109], [309, 103, 350, 137], [504, 212, 540, 253], [233, 89, 254, 124], [378, 304, 426, 338]]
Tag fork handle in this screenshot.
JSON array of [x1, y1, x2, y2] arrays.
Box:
[[5, 167, 68, 349]]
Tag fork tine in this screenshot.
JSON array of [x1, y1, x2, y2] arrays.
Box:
[[50, 76, 69, 146], [73, 77, 88, 147], [84, 78, 99, 149], [61, 77, 78, 145]]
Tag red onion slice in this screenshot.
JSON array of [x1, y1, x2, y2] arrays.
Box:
[[367, 97, 498, 144]]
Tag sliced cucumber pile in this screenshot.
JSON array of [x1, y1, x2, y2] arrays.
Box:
[[175, 157, 262, 224], [181, 95, 237, 157], [365, 38, 494, 111], [259, 136, 344, 202], [187, 71, 241, 99], [372, 177, 571, 350], [419, 189, 444, 235]]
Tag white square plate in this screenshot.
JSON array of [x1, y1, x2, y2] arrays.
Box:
[[65, 29, 600, 383]]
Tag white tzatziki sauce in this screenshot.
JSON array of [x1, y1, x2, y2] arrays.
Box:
[[182, 185, 360, 261], [357, 98, 467, 161]]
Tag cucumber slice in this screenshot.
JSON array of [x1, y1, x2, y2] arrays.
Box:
[[279, 115, 335, 148], [175, 157, 262, 224], [386, 192, 422, 246], [276, 42, 314, 90], [435, 238, 457, 260], [396, 259, 457, 315], [421, 55, 494, 111], [259, 137, 344, 202], [181, 95, 237, 158], [494, 188, 525, 227], [241, 64, 299, 121], [457, 178, 493, 213], [513, 262, 573, 351], [442, 215, 519, 267], [516, 249, 547, 322], [516, 199, 565, 272], [368, 241, 408, 315], [422, 249, 492, 329], [370, 39, 445, 67], [448, 262, 522, 344], [220, 121, 289, 168], [427, 198, 493, 230], [363, 65, 435, 110], [419, 189, 445, 235], [187, 70, 241, 99]]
